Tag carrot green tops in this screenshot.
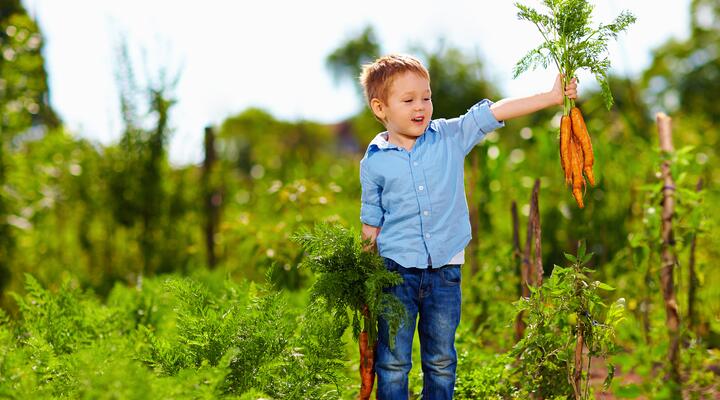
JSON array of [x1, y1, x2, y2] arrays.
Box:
[[360, 99, 504, 269]]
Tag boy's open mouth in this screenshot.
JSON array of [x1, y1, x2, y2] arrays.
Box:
[[412, 116, 424, 122]]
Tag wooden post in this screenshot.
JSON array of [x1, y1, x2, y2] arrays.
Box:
[[512, 201, 526, 341], [572, 320, 584, 399], [523, 179, 542, 289], [516, 180, 542, 343], [203, 126, 221, 269], [522, 196, 536, 290], [656, 112, 681, 387], [531, 179, 543, 286]]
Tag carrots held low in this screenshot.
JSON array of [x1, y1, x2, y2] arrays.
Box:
[[560, 107, 595, 208], [358, 330, 375, 400]]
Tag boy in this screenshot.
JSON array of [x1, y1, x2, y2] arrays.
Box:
[[358, 54, 577, 399]]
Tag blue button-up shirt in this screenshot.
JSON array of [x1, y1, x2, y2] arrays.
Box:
[[360, 99, 504, 269]]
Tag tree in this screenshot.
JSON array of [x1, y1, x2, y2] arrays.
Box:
[[105, 39, 178, 277], [642, 0, 720, 123], [0, 0, 59, 296], [326, 25, 380, 93]]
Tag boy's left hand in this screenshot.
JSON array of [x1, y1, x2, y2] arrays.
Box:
[[551, 74, 578, 105]]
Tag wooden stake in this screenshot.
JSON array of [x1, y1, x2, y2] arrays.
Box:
[[656, 112, 681, 388], [203, 126, 221, 269], [531, 179, 543, 286], [512, 201, 526, 341], [522, 194, 536, 290]]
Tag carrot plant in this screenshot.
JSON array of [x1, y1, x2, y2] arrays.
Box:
[[513, 0, 635, 208], [2, 273, 347, 399], [293, 223, 406, 399], [511, 241, 625, 399]]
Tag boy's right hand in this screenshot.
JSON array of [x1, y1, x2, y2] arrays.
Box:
[[361, 223, 381, 253]]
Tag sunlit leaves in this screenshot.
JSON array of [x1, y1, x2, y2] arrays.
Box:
[[510, 242, 625, 398]]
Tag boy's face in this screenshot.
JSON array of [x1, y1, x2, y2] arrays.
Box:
[[372, 71, 433, 140]]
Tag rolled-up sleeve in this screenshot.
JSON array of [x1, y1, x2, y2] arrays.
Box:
[[446, 99, 505, 155], [360, 162, 384, 226]]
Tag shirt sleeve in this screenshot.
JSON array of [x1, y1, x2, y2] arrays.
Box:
[[359, 161, 384, 227], [443, 99, 505, 155]]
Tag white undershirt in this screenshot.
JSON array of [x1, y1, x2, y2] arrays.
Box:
[[448, 249, 465, 265]]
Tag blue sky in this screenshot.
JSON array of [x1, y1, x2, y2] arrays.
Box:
[[23, 0, 690, 166]]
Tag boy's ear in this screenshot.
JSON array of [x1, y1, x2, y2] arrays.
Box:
[[370, 98, 386, 121]]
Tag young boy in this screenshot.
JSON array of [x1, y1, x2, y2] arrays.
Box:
[[358, 54, 577, 399]]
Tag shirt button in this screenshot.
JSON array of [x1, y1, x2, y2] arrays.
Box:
[[418, 185, 424, 191], [413, 162, 418, 166], [425, 233, 431, 239], [423, 211, 429, 216]]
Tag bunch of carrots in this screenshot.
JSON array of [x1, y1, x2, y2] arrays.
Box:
[[513, 0, 635, 207], [291, 223, 405, 400], [561, 105, 594, 208]]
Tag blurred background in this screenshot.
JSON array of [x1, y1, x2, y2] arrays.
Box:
[[1, 0, 718, 398]]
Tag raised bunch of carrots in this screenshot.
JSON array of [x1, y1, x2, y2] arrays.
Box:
[[512, 0, 635, 208], [561, 104, 594, 208]]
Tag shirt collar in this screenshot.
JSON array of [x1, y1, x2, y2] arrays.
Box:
[[367, 122, 438, 154]]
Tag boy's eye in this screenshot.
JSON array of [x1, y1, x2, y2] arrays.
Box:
[[424, 98, 431, 101], [403, 99, 412, 103]]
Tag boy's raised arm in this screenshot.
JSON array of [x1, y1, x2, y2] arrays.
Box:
[[490, 74, 577, 121]]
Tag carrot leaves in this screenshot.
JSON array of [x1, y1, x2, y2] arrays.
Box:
[[513, 0, 636, 110]]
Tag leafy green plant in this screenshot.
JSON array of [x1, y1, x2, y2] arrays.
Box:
[[513, 0, 636, 111], [511, 241, 625, 399], [292, 223, 406, 348], [10, 274, 127, 355], [142, 276, 346, 398], [455, 351, 519, 399]]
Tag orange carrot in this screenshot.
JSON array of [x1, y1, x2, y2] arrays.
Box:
[[359, 330, 375, 400], [570, 107, 596, 186], [571, 137, 585, 208], [560, 115, 573, 185]]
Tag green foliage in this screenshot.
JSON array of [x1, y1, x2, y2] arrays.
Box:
[[142, 276, 346, 398], [510, 242, 625, 399], [513, 0, 636, 110], [0, 4, 59, 135], [10, 274, 127, 355], [455, 352, 519, 399], [642, 0, 720, 122], [293, 223, 405, 348], [0, 0, 59, 306], [326, 25, 380, 90], [105, 39, 179, 275], [1, 273, 347, 399]]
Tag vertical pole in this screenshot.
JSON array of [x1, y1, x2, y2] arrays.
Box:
[[656, 112, 681, 388], [512, 201, 526, 341], [531, 179, 543, 286], [522, 197, 535, 291], [203, 126, 220, 269]]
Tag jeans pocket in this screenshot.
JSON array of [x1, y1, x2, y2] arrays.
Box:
[[383, 257, 400, 272], [441, 265, 461, 286]]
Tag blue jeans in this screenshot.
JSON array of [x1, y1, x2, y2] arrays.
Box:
[[376, 258, 462, 400]]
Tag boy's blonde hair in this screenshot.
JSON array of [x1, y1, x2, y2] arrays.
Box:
[[359, 54, 430, 107]]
